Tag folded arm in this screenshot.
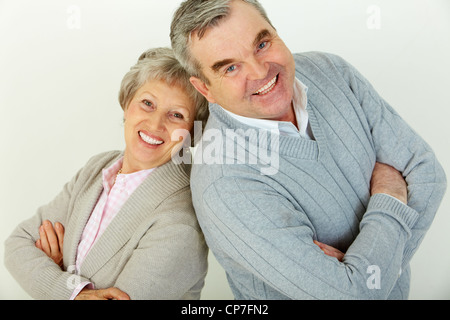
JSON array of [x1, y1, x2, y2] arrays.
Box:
[[197, 168, 418, 299], [329, 53, 447, 266], [35, 220, 129, 300], [4, 171, 92, 299], [316, 162, 407, 262]]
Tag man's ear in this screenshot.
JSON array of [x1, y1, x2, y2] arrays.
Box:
[[190, 76, 216, 103]]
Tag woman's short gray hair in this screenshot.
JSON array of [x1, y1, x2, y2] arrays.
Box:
[[118, 47, 209, 125], [170, 0, 274, 85]]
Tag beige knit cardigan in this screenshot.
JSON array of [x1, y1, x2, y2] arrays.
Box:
[[4, 151, 208, 300]]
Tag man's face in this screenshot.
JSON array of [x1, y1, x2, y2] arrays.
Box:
[[189, 0, 296, 122]]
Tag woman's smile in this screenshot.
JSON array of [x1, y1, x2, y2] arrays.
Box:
[[138, 131, 164, 146]]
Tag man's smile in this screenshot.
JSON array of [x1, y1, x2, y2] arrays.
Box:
[[253, 75, 279, 96]]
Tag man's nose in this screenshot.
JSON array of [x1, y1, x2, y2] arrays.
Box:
[[246, 57, 269, 81]]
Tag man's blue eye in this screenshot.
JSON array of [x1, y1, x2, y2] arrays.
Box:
[[259, 41, 267, 50], [226, 65, 236, 73]]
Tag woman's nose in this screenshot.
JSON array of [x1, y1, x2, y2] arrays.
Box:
[[147, 112, 166, 132]]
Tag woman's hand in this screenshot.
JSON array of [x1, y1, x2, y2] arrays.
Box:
[[314, 240, 345, 262], [35, 220, 65, 268], [75, 287, 130, 300]]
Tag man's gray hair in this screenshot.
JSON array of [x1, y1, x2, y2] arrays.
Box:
[[170, 0, 274, 85], [118, 47, 209, 125]]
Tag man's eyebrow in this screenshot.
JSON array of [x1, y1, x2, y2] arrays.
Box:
[[211, 58, 235, 73], [253, 29, 272, 48]]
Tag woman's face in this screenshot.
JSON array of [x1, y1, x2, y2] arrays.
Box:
[[123, 79, 195, 172]]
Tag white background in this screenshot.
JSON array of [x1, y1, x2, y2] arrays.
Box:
[[0, 0, 449, 299]]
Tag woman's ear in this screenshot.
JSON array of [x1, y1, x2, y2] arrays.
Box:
[[190, 76, 216, 104], [122, 105, 129, 123]]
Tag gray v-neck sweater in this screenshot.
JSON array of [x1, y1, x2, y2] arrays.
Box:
[[190, 52, 446, 299]]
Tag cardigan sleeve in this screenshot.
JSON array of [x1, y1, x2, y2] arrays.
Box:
[[113, 187, 208, 300], [4, 161, 95, 299], [327, 53, 447, 267]]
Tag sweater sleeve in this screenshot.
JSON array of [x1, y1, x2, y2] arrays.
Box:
[[327, 53, 447, 267], [4, 162, 93, 299], [5, 169, 92, 300], [113, 187, 208, 300], [195, 174, 417, 299]]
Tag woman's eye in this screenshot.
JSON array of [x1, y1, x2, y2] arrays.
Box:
[[143, 100, 153, 107], [172, 112, 184, 120]]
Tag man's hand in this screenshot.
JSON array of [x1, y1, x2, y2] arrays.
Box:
[[314, 241, 345, 262], [35, 220, 64, 268], [75, 287, 130, 300], [370, 162, 408, 204]]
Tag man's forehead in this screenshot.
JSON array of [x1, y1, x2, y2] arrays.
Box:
[[188, 1, 275, 72]]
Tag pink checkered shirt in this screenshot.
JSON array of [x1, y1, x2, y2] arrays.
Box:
[[70, 157, 154, 299]]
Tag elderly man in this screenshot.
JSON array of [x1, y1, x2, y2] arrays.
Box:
[[170, 0, 446, 299]]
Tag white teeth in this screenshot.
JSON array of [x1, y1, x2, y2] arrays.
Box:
[[254, 76, 277, 95], [139, 132, 164, 145]]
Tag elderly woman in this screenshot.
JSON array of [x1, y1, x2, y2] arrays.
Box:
[[4, 47, 209, 300]]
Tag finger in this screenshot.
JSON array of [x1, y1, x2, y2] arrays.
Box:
[[318, 242, 341, 254], [43, 220, 60, 255], [315, 241, 342, 254], [102, 288, 130, 300], [314, 240, 325, 248], [54, 222, 65, 251], [314, 241, 345, 261], [314, 240, 334, 252], [35, 239, 42, 250], [322, 247, 342, 259], [314, 241, 330, 254], [318, 245, 342, 260], [74, 288, 103, 300], [39, 224, 51, 256]]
